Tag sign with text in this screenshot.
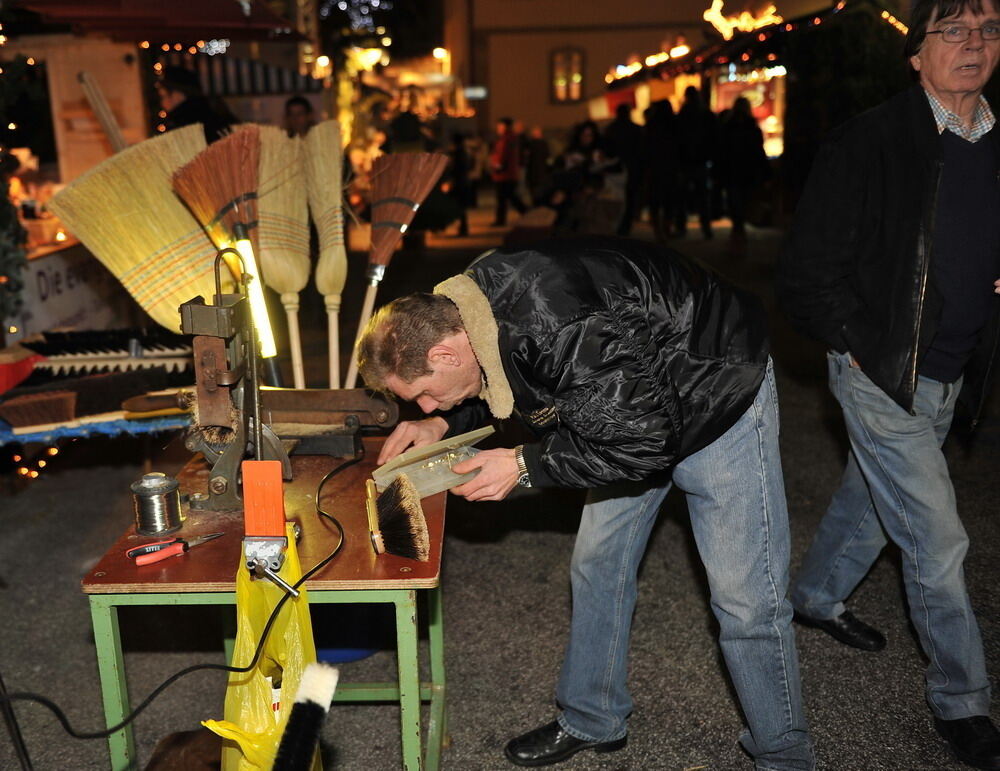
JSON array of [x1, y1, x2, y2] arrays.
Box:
[[4, 244, 143, 341]]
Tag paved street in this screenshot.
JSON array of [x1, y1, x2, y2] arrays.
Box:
[[1, 200, 998, 770]]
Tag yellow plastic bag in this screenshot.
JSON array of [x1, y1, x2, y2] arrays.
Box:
[[203, 523, 321, 771]]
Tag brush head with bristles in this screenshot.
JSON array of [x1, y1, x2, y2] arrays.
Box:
[[48, 125, 217, 332], [305, 120, 348, 298], [257, 125, 310, 295], [294, 662, 340, 707], [374, 473, 429, 561], [369, 152, 448, 268], [172, 124, 261, 250]]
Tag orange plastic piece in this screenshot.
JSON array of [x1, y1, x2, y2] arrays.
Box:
[[242, 460, 286, 538]]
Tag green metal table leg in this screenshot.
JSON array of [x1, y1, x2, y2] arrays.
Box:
[[425, 585, 446, 770], [395, 591, 422, 771], [89, 596, 136, 771]]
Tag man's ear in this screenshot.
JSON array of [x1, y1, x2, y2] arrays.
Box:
[[427, 343, 461, 368], [910, 53, 922, 72]]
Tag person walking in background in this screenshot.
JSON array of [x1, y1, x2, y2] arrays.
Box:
[[445, 132, 471, 237], [524, 126, 552, 206], [358, 237, 815, 770], [675, 85, 718, 239], [602, 104, 645, 236], [156, 66, 235, 144], [386, 92, 428, 153], [779, 1, 1000, 767], [283, 95, 315, 138], [543, 121, 608, 233], [466, 133, 488, 208], [490, 117, 527, 226], [643, 99, 679, 241], [719, 96, 769, 254]]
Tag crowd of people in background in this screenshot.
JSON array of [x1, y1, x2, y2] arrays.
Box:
[[155, 65, 771, 254], [363, 83, 772, 254]]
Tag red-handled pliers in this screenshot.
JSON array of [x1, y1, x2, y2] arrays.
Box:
[[126, 533, 224, 566]]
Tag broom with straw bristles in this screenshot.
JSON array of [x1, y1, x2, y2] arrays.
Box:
[[304, 120, 348, 389], [171, 124, 282, 386], [258, 125, 310, 389], [343, 152, 449, 389], [47, 125, 217, 332]]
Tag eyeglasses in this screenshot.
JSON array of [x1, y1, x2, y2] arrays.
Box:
[[926, 24, 1000, 43]]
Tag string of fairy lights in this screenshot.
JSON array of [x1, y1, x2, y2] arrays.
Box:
[[10, 444, 60, 480], [606, 0, 908, 86]]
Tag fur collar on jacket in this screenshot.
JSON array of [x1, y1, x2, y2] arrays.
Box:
[[434, 274, 515, 419]]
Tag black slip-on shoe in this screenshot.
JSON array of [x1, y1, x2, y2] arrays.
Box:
[[935, 716, 1000, 770], [504, 720, 626, 767], [794, 609, 886, 651]]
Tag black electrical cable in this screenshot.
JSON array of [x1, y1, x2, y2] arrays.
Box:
[[0, 450, 364, 748], [0, 670, 32, 770]]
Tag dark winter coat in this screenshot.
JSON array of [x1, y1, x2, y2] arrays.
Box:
[[434, 237, 770, 488], [778, 85, 1000, 419]]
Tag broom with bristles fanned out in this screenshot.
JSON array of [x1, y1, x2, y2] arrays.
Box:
[[304, 120, 348, 389], [172, 125, 281, 385], [365, 476, 429, 561], [258, 126, 310, 389], [48, 125, 216, 332], [343, 152, 449, 389]]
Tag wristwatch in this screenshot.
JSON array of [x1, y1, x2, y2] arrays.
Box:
[[514, 445, 532, 488]]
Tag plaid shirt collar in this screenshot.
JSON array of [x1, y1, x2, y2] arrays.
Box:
[[924, 89, 995, 142]]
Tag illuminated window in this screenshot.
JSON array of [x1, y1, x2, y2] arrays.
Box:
[[551, 47, 584, 103]]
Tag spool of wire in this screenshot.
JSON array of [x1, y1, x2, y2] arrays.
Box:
[[131, 472, 183, 536]]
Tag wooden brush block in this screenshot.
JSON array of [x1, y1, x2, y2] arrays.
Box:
[[0, 390, 76, 427], [242, 459, 285, 538]]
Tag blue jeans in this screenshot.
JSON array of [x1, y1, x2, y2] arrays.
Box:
[[791, 351, 990, 719], [556, 362, 814, 771]]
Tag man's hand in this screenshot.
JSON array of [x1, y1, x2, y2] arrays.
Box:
[[995, 278, 1000, 295], [450, 448, 520, 502], [377, 417, 449, 465]]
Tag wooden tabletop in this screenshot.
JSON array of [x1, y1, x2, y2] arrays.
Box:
[[82, 437, 445, 594]]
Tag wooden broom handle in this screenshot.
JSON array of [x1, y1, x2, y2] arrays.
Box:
[[325, 295, 341, 389], [343, 282, 378, 389], [78, 71, 127, 152], [280, 293, 305, 390], [365, 479, 384, 554]]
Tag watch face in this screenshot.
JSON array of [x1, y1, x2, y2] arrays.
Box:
[[518, 472, 531, 488]]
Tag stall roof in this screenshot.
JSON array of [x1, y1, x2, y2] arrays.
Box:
[[13, 0, 302, 42]]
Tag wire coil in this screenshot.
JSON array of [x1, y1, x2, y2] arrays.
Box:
[[131, 472, 183, 535]]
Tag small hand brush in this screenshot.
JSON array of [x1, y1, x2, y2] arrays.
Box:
[[272, 662, 340, 771], [365, 476, 429, 561]]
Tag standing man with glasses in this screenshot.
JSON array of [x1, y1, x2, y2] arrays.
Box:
[[779, 0, 1000, 768]]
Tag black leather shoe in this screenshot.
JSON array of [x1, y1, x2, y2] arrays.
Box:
[[935, 716, 1000, 770], [794, 610, 886, 651], [504, 721, 626, 767]]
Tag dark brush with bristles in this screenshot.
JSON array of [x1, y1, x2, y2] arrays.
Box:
[[375, 474, 429, 562], [272, 662, 339, 771]]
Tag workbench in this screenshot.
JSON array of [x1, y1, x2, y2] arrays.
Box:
[[81, 437, 447, 770]]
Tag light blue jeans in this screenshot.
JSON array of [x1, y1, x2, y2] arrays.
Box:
[[791, 351, 991, 719], [556, 361, 814, 771]]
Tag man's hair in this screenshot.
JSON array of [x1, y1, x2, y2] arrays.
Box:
[[159, 66, 202, 98], [285, 95, 313, 114], [357, 293, 465, 389], [905, 0, 989, 65]]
